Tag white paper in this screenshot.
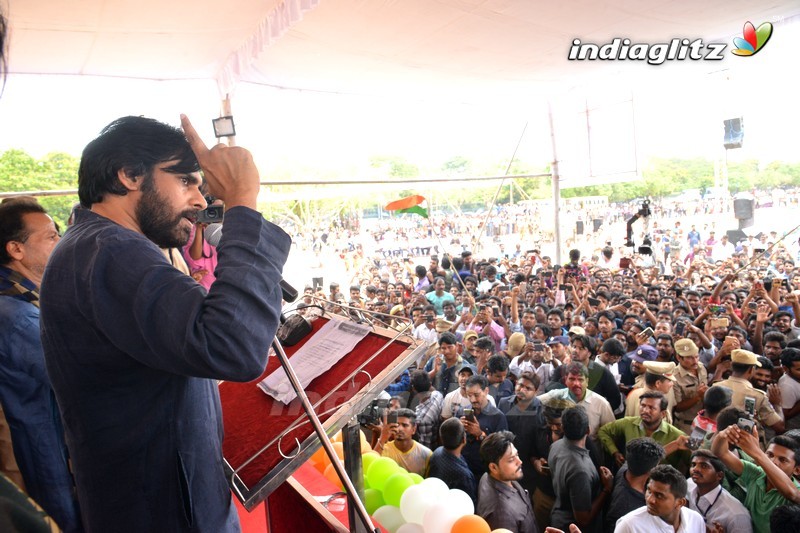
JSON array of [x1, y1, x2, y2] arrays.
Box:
[[258, 318, 372, 404]]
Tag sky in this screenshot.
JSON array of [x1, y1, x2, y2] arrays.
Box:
[[0, 19, 798, 190]]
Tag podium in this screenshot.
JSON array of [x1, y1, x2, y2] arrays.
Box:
[[219, 312, 426, 529]]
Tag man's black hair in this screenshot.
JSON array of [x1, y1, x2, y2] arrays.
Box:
[[602, 338, 626, 357], [626, 438, 666, 477], [562, 405, 589, 441], [0, 202, 48, 265], [716, 406, 748, 432], [547, 308, 564, 321], [644, 372, 670, 388], [571, 334, 597, 356], [479, 430, 515, 470], [535, 323, 553, 339], [770, 435, 800, 464], [473, 336, 495, 354], [771, 504, 800, 531], [703, 386, 732, 417], [782, 348, 800, 368], [486, 354, 509, 374], [466, 374, 489, 391], [439, 417, 465, 450], [438, 332, 457, 345], [410, 369, 431, 393], [395, 408, 416, 424], [569, 249, 580, 262], [757, 356, 774, 371], [765, 331, 787, 349], [647, 464, 687, 499], [78, 116, 200, 207], [690, 449, 724, 474], [640, 390, 668, 411]]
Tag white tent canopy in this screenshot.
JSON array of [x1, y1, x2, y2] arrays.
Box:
[[7, 0, 800, 103]]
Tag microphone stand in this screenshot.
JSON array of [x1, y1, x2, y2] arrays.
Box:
[[270, 337, 379, 533]]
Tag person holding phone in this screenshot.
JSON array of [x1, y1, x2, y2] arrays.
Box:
[[712, 424, 800, 533], [711, 349, 785, 435], [374, 408, 432, 476]]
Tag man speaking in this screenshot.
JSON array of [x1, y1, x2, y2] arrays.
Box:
[[40, 115, 290, 532]]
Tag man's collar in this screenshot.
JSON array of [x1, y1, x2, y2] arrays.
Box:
[[0, 265, 40, 306]]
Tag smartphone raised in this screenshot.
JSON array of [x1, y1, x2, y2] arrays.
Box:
[[463, 408, 475, 422], [387, 411, 398, 425], [641, 327, 655, 338]]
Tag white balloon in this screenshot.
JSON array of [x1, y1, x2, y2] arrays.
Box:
[[396, 523, 425, 533], [373, 504, 406, 533], [444, 488, 474, 517], [421, 502, 459, 533], [399, 484, 434, 525], [418, 476, 449, 499]]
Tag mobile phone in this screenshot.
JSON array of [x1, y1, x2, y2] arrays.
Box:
[[709, 317, 730, 329], [748, 302, 757, 310], [687, 437, 703, 450], [387, 411, 398, 424], [543, 272, 552, 278], [588, 297, 600, 307], [641, 327, 654, 337], [479, 304, 487, 312], [737, 417, 755, 432], [533, 343, 545, 352], [623, 301, 632, 308], [619, 258, 631, 269], [663, 275, 674, 281], [675, 321, 686, 336], [559, 284, 568, 291], [493, 307, 500, 317], [464, 408, 475, 422], [744, 397, 756, 417]]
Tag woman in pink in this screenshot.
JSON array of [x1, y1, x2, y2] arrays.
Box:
[[182, 223, 218, 290]]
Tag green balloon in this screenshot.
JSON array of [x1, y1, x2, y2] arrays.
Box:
[[362, 453, 380, 475], [366, 457, 400, 491], [363, 488, 385, 515], [382, 472, 415, 507], [408, 473, 424, 484]]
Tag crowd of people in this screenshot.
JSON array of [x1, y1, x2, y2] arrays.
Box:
[[292, 223, 800, 532]]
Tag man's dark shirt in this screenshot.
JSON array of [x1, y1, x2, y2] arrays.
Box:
[[604, 464, 644, 533], [548, 361, 621, 411], [427, 447, 477, 503], [40, 207, 290, 533], [498, 395, 543, 492], [476, 474, 537, 533], [455, 403, 508, 480], [488, 378, 515, 404]]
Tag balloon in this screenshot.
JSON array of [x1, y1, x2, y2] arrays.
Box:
[[419, 476, 450, 499], [332, 441, 345, 461], [309, 446, 328, 472], [445, 488, 474, 517], [396, 523, 425, 533], [491, 530, 514, 533], [323, 462, 343, 489], [373, 504, 406, 533], [383, 472, 415, 507], [360, 431, 373, 453], [450, 515, 491, 533], [332, 430, 343, 443], [362, 451, 381, 475], [408, 473, 424, 484], [399, 483, 434, 524], [422, 502, 460, 533], [364, 488, 385, 515], [367, 457, 401, 491]]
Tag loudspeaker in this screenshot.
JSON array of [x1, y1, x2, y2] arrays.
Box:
[[724, 118, 744, 149], [726, 229, 747, 244], [733, 198, 754, 220], [576, 221, 584, 235], [593, 219, 603, 232]]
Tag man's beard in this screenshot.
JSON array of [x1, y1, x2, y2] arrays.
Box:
[[136, 182, 194, 248]]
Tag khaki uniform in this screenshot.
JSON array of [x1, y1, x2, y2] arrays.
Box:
[[625, 385, 675, 424], [672, 364, 709, 434], [713, 376, 782, 428]]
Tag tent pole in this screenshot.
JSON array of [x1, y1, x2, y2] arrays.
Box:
[[223, 95, 236, 147], [548, 103, 562, 264]]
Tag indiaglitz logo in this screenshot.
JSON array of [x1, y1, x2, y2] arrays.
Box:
[[731, 21, 773, 56], [568, 21, 774, 64]]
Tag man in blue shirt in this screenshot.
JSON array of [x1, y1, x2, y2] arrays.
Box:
[[455, 374, 508, 480], [0, 201, 82, 532], [427, 418, 476, 502], [40, 116, 290, 532]]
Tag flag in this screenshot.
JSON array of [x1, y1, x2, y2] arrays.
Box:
[[384, 195, 428, 218]]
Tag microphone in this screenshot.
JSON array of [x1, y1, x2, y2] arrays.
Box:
[[204, 223, 224, 247], [203, 223, 298, 303]]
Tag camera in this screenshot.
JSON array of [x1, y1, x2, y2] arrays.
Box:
[[197, 205, 224, 224], [357, 398, 389, 426]]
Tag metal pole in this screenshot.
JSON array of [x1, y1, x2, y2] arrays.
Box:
[[271, 339, 379, 533], [548, 103, 562, 264]]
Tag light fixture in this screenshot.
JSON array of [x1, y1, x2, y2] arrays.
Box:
[[212, 116, 236, 138]]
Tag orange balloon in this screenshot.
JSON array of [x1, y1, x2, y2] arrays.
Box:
[[309, 446, 328, 473], [450, 515, 491, 533], [332, 430, 343, 443], [323, 462, 344, 489], [332, 441, 345, 461]]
